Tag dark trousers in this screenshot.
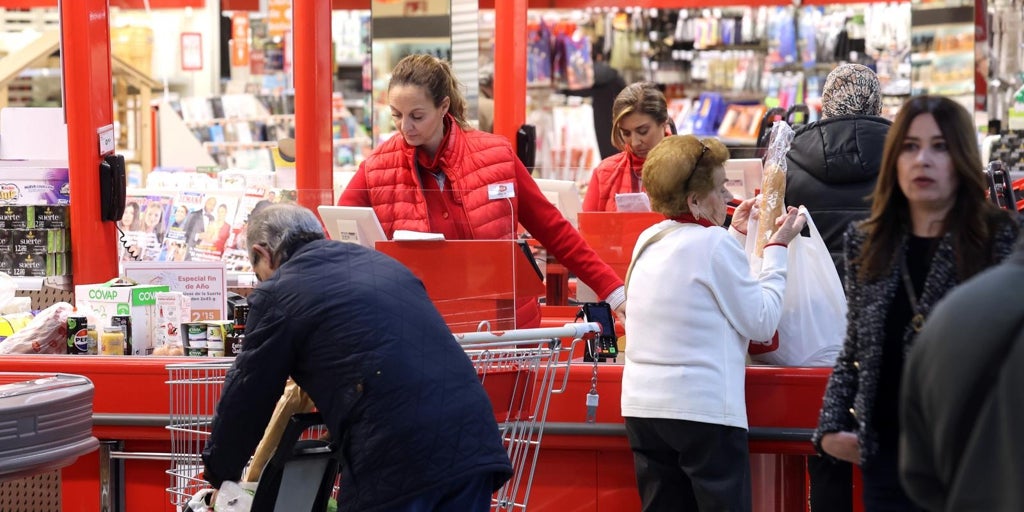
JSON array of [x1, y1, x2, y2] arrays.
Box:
[[807, 455, 853, 512], [860, 448, 924, 512], [376, 472, 494, 512], [624, 416, 752, 512]]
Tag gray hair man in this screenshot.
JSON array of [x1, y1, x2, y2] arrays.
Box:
[[202, 204, 512, 512]]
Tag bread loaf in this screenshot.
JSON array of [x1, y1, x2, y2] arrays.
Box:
[[755, 163, 786, 257]]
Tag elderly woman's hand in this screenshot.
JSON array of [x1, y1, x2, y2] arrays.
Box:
[[730, 198, 757, 234], [767, 206, 807, 246]]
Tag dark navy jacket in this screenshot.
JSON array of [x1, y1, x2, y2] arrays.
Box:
[[785, 115, 891, 282], [202, 239, 512, 511]]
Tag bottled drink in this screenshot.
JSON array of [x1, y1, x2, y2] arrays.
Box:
[[227, 304, 249, 357]]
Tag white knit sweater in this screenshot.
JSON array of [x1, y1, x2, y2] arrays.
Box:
[[621, 220, 789, 430]]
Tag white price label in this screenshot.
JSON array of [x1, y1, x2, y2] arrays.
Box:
[[98, 124, 115, 155]]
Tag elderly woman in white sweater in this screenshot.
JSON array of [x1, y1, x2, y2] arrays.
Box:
[[622, 134, 805, 512]]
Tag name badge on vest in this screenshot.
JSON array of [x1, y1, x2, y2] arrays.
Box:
[[488, 182, 516, 200]]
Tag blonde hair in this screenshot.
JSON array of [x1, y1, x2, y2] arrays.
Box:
[[642, 135, 729, 217], [388, 54, 470, 130]]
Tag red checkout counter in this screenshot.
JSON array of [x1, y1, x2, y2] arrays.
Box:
[[0, 212, 845, 511], [0, 350, 832, 512]]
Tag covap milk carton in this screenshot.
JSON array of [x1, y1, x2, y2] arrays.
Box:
[[75, 281, 170, 355]]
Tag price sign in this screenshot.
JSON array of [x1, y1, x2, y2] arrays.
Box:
[[124, 261, 227, 320]]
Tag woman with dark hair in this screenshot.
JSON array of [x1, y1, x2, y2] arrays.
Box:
[[582, 81, 671, 212], [118, 201, 140, 232], [623, 135, 805, 511], [814, 95, 1021, 511], [339, 54, 624, 326]]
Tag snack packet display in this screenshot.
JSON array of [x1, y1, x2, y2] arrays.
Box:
[[754, 121, 796, 257]]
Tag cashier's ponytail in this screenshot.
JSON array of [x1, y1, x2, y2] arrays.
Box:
[[389, 54, 470, 131], [246, 204, 326, 267]]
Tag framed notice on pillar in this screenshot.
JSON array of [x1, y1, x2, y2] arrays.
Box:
[[180, 32, 203, 71]]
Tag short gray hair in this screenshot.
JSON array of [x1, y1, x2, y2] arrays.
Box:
[[246, 204, 325, 266]]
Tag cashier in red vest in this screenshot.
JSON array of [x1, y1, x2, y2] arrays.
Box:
[[339, 54, 625, 326]]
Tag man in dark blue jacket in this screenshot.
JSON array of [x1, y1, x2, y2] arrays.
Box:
[[786, 63, 891, 512], [202, 204, 512, 512]]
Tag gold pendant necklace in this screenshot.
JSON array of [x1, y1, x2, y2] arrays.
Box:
[[901, 254, 925, 333]]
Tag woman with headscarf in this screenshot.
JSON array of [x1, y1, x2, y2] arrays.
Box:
[[786, 62, 892, 512]]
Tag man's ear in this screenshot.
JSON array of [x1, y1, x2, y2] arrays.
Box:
[[250, 244, 271, 267]]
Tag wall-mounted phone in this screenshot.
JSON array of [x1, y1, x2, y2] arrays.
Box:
[[100, 153, 126, 222], [582, 302, 618, 362]]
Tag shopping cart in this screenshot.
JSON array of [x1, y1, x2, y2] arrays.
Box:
[[166, 322, 599, 511], [453, 322, 598, 511], [166, 361, 233, 508]]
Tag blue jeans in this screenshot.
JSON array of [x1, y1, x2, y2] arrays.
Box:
[[376, 473, 494, 512]]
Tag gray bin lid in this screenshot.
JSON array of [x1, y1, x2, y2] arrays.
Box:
[[0, 373, 99, 481]]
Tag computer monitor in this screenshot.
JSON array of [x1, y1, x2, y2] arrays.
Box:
[[723, 158, 764, 200], [317, 205, 387, 248], [534, 178, 582, 227]]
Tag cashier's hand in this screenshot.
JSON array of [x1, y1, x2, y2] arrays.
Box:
[[730, 198, 757, 235], [820, 431, 860, 465]]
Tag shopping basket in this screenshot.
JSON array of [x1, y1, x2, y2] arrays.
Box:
[[166, 322, 599, 511]]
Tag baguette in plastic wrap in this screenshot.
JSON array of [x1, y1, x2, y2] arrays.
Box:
[[754, 122, 796, 257], [0, 302, 73, 355]]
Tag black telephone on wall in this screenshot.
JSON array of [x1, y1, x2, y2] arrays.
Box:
[[582, 302, 618, 362], [100, 154, 126, 222]]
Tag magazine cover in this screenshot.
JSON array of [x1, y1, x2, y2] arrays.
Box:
[[221, 185, 274, 272], [119, 192, 174, 262], [184, 191, 241, 262]]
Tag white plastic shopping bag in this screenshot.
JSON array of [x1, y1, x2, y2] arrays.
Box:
[[215, 481, 255, 511], [185, 481, 256, 512], [746, 207, 846, 366]]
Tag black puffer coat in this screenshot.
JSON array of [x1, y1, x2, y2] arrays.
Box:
[[785, 115, 892, 282], [202, 239, 512, 511]]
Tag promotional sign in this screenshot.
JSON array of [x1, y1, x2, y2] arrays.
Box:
[[180, 32, 203, 71], [124, 261, 227, 322], [231, 12, 250, 67]]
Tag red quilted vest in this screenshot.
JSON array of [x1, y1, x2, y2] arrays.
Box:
[[360, 123, 518, 241], [586, 150, 643, 212]]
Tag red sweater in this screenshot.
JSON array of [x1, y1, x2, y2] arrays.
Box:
[[340, 122, 623, 327]]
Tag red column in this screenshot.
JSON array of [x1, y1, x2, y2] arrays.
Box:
[[62, 0, 118, 285], [293, 0, 335, 212], [493, 0, 527, 144]]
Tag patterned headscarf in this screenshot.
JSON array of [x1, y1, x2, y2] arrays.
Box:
[[821, 63, 882, 118]]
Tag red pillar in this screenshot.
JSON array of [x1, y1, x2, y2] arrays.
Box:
[[62, 0, 118, 285], [293, 0, 335, 212], [493, 0, 527, 145]]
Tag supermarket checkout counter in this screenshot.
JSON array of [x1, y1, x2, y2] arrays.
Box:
[[0, 344, 829, 512]]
